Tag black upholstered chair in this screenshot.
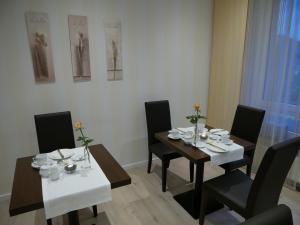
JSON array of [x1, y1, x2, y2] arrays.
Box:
[[199, 137, 300, 225], [34, 111, 97, 225], [239, 204, 293, 225], [220, 105, 265, 176], [145, 100, 194, 192], [34, 111, 75, 154]]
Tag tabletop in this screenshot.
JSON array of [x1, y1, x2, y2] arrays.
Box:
[[155, 131, 255, 163], [9, 144, 131, 216]]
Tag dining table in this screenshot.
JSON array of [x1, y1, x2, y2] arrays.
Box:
[[9, 144, 131, 225], [155, 128, 255, 219]]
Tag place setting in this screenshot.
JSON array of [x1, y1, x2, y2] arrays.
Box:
[[168, 127, 242, 166], [34, 148, 102, 184]]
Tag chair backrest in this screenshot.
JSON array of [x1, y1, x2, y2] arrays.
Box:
[[231, 105, 265, 144], [246, 137, 300, 218], [145, 100, 172, 145], [34, 111, 75, 153], [240, 204, 293, 225]]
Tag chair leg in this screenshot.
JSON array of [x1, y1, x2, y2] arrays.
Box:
[[147, 152, 152, 173], [246, 163, 252, 176], [92, 205, 97, 217], [162, 160, 168, 192], [189, 161, 194, 183], [47, 219, 52, 225], [166, 160, 170, 168], [199, 189, 208, 225], [225, 168, 230, 174]]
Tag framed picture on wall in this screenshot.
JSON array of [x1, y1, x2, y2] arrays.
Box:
[[68, 15, 91, 81], [104, 20, 123, 81], [25, 12, 55, 83]]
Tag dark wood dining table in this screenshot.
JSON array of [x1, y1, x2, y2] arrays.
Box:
[[9, 144, 131, 225], [155, 129, 255, 219]]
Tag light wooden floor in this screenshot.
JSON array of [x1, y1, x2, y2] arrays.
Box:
[[1, 158, 300, 225]]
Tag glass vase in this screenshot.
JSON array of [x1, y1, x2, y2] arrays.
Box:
[[81, 146, 91, 169], [194, 123, 198, 145]]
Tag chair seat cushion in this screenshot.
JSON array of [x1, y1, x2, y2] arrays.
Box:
[[220, 155, 251, 171], [149, 143, 182, 160], [204, 170, 253, 214]]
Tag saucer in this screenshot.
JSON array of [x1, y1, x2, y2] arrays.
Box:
[[31, 161, 41, 170], [223, 139, 234, 145], [168, 134, 181, 140]]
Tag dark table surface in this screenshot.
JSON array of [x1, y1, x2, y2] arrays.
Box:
[[9, 144, 131, 216]]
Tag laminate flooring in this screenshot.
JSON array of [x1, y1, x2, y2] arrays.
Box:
[[1, 158, 299, 225]]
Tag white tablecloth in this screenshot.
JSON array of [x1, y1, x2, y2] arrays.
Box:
[[196, 141, 244, 165], [42, 147, 112, 219]]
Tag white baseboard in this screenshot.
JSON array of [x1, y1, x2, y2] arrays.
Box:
[[122, 157, 158, 170], [0, 193, 11, 202]]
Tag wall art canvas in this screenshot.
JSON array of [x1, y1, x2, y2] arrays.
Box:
[[104, 20, 123, 81], [68, 15, 91, 81], [25, 12, 55, 83]]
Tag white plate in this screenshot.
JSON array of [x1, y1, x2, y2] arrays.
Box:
[[168, 134, 181, 140], [223, 139, 234, 145], [71, 152, 86, 161], [206, 145, 228, 153], [209, 134, 220, 140], [48, 149, 74, 160], [209, 128, 223, 133], [215, 130, 230, 136], [206, 141, 229, 153]]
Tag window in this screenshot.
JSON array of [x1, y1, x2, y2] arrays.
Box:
[[263, 0, 300, 106]]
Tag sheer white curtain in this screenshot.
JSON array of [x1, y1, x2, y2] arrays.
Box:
[[241, 0, 300, 190]]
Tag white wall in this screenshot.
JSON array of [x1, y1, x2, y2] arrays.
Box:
[[0, 0, 212, 195]]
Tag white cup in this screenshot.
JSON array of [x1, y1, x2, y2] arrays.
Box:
[[34, 154, 48, 166], [221, 134, 230, 143], [39, 165, 50, 178], [184, 131, 193, 139], [49, 165, 60, 181]]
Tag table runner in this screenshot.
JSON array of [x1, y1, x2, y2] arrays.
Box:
[[176, 127, 244, 165], [196, 141, 244, 165], [42, 147, 112, 219]]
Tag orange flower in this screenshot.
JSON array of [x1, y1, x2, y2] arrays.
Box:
[[74, 121, 82, 129], [193, 103, 200, 111]]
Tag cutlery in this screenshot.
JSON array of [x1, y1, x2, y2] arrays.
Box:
[[206, 142, 227, 152], [57, 149, 65, 159], [210, 129, 224, 134], [176, 128, 186, 134]]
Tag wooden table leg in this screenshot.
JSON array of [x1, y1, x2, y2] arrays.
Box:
[[68, 210, 80, 225], [173, 161, 223, 219], [193, 162, 204, 216], [173, 162, 204, 218]]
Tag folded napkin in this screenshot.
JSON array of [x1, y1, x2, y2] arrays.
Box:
[[176, 127, 195, 133]]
